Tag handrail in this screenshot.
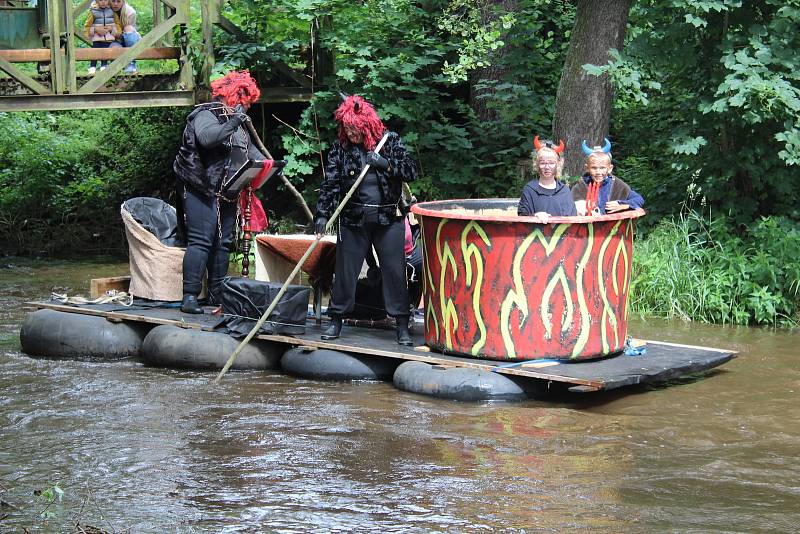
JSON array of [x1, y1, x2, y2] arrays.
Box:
[[0, 47, 180, 63]]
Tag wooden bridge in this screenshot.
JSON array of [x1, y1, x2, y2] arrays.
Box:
[[0, 0, 326, 111]]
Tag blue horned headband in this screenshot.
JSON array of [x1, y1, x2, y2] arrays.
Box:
[[581, 138, 612, 156]]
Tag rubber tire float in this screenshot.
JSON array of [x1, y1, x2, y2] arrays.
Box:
[[20, 309, 149, 360], [281, 347, 399, 381], [392, 361, 530, 401], [142, 324, 282, 371]]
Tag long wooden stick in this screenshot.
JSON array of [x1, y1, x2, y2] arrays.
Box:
[[244, 119, 314, 224], [213, 132, 391, 383]]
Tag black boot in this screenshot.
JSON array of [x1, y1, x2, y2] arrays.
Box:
[[396, 315, 413, 346], [321, 315, 342, 340], [180, 294, 204, 314]]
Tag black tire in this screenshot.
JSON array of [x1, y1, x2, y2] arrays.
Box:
[[20, 309, 149, 360], [142, 324, 282, 371], [281, 347, 399, 381], [393, 361, 529, 401]]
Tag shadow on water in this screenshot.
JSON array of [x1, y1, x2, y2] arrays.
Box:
[[1, 258, 799, 532]]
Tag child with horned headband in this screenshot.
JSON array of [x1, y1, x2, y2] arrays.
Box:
[[314, 95, 418, 346], [517, 136, 577, 222], [572, 139, 644, 216]]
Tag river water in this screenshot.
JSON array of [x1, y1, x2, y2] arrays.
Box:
[[1, 259, 798, 532]]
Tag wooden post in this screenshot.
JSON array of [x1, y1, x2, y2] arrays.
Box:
[[241, 186, 253, 277], [48, 0, 64, 93], [63, 0, 76, 93], [200, 0, 215, 93]]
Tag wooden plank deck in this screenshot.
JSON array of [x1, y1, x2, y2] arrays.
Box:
[[30, 301, 736, 392]]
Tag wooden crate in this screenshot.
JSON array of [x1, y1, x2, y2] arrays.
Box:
[[90, 276, 131, 299]]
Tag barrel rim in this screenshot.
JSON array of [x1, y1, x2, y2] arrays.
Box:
[[411, 198, 645, 224]]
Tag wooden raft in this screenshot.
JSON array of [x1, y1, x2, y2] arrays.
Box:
[[29, 301, 737, 393]]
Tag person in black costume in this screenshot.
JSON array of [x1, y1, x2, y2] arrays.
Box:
[[314, 95, 418, 345], [172, 70, 266, 314]]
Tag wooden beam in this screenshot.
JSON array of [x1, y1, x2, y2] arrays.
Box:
[[0, 47, 181, 62], [0, 56, 50, 95], [79, 11, 185, 94], [259, 87, 315, 103], [0, 90, 195, 112]]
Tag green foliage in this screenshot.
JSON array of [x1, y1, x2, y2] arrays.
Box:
[[0, 108, 186, 255], [631, 201, 800, 326], [610, 0, 800, 224], [34, 481, 64, 521], [211, 0, 573, 202], [438, 1, 517, 83]]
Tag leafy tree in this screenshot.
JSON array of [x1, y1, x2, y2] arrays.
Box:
[[602, 0, 800, 223]]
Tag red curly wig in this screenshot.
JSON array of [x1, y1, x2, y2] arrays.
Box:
[[210, 70, 261, 107], [334, 95, 385, 150]]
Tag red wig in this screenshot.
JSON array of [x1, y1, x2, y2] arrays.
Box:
[[210, 70, 261, 107], [334, 95, 385, 150]]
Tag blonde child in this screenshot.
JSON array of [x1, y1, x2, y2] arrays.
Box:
[[82, 0, 122, 74], [572, 139, 644, 216]]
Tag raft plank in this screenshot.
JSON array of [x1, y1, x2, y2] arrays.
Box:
[[28, 301, 736, 391]]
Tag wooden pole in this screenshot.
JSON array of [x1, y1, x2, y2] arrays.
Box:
[[213, 132, 391, 383], [241, 186, 253, 277], [243, 120, 314, 224]]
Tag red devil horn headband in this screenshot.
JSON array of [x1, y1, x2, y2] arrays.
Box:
[[533, 135, 565, 154]]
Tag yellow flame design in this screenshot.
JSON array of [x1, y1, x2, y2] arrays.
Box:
[[571, 224, 594, 359], [597, 221, 623, 353], [436, 219, 459, 349], [501, 224, 569, 359], [461, 221, 491, 355], [540, 266, 574, 341]]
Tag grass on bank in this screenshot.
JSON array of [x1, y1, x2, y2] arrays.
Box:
[[630, 206, 800, 327]]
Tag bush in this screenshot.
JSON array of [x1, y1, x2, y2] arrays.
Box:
[[630, 207, 800, 326], [0, 108, 186, 256]]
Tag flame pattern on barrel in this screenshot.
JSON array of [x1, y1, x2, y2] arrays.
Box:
[[411, 199, 644, 361]]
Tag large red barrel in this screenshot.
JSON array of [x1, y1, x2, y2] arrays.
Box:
[[411, 199, 645, 361]]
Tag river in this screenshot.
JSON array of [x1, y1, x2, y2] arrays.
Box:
[[1, 258, 798, 532]]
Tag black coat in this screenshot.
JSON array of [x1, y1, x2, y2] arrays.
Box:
[[173, 103, 257, 197], [517, 179, 577, 217], [315, 131, 417, 226]]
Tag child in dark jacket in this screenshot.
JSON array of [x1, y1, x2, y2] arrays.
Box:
[[572, 139, 644, 215], [518, 136, 577, 223]]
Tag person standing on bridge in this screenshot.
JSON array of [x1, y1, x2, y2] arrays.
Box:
[[82, 0, 122, 75], [173, 70, 266, 314]]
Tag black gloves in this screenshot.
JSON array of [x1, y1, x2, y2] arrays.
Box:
[[314, 217, 328, 235], [231, 104, 250, 125], [366, 151, 390, 171]]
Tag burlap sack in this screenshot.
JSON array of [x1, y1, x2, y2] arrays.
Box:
[[121, 207, 198, 301]]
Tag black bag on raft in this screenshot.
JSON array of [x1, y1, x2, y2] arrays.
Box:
[[216, 277, 310, 337]]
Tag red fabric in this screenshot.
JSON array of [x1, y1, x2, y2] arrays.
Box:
[[239, 190, 269, 233], [238, 161, 274, 233], [250, 159, 273, 190], [586, 180, 600, 214]]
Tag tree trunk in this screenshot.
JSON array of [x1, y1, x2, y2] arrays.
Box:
[[552, 0, 632, 177], [469, 0, 519, 123]]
